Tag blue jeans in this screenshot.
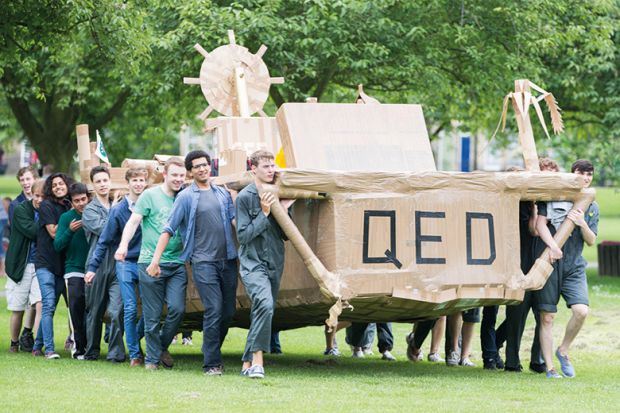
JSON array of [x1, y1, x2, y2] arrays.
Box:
[[36, 268, 65, 353], [192, 259, 238, 368], [116, 261, 144, 360], [139, 263, 187, 365]]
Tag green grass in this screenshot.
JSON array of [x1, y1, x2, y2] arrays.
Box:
[[0, 175, 22, 199], [583, 187, 620, 262], [1, 272, 620, 412], [595, 187, 620, 218]]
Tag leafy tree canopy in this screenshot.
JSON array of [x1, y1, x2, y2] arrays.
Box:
[[1, 0, 618, 181]]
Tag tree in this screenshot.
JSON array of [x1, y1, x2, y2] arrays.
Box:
[[1, 1, 153, 171], [1, 0, 617, 181]]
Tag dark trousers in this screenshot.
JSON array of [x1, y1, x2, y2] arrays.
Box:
[[85, 269, 124, 361], [192, 259, 238, 368], [67, 277, 87, 356], [346, 323, 394, 353], [270, 331, 281, 353], [413, 317, 460, 358], [496, 292, 543, 369], [481, 305, 499, 361], [139, 263, 187, 365]]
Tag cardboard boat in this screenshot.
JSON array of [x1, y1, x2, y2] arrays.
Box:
[[76, 32, 594, 331]]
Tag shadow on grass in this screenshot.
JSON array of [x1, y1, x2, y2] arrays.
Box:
[[117, 351, 513, 381]]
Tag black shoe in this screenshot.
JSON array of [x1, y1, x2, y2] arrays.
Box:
[[495, 354, 505, 370], [483, 359, 497, 370], [504, 364, 523, 372], [529, 362, 546, 374], [19, 330, 34, 352]]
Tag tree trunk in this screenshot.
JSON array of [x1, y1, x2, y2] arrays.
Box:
[[33, 131, 78, 173]]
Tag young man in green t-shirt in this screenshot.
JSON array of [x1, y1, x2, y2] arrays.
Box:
[[53, 183, 89, 358], [115, 157, 187, 370]]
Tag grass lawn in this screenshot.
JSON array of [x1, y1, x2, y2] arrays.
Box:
[[1, 270, 620, 412], [0, 179, 618, 411]]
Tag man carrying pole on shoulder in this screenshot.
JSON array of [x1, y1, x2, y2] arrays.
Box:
[[237, 150, 294, 379]]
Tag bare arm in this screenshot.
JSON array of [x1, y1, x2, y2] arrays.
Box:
[[146, 232, 172, 277], [114, 212, 143, 261], [568, 208, 596, 246], [535, 215, 563, 262]]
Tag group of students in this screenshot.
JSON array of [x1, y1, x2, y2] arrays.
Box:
[[4, 153, 598, 380], [397, 158, 598, 379], [5, 149, 289, 378]]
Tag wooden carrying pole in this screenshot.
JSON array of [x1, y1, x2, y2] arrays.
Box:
[[264, 190, 350, 329], [522, 188, 596, 290]]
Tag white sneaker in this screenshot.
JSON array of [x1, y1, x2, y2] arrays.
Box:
[[381, 350, 396, 361], [446, 351, 460, 366], [460, 357, 476, 367], [362, 345, 374, 356], [182, 337, 193, 346], [427, 352, 444, 363], [352, 348, 365, 358]]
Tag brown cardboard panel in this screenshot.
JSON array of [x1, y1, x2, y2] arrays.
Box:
[[219, 148, 248, 175], [206, 116, 282, 156], [276, 103, 436, 172], [309, 189, 523, 299]]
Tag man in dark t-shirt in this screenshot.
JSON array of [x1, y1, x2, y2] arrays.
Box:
[[148, 150, 238, 376]]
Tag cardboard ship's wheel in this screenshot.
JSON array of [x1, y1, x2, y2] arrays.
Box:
[[184, 31, 284, 119]]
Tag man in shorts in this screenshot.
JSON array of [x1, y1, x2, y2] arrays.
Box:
[[5, 180, 44, 353], [535, 159, 598, 378]]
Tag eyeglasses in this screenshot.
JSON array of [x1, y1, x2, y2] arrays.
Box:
[[191, 163, 210, 170]]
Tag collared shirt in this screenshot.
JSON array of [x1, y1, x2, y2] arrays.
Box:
[[163, 181, 237, 263], [87, 196, 142, 272], [126, 195, 136, 211], [236, 182, 288, 277]]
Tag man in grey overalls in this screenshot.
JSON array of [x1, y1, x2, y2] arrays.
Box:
[[236, 150, 293, 379]]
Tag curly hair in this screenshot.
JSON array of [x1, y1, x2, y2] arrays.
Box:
[[184, 150, 211, 171], [43, 173, 74, 200]]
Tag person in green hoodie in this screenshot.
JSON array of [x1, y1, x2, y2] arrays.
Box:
[[5, 179, 44, 354], [54, 183, 90, 358]]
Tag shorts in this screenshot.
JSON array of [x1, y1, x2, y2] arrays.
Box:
[[534, 262, 588, 313], [462, 307, 481, 323], [6, 263, 42, 311]]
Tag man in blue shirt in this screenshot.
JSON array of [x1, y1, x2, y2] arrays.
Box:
[[148, 150, 238, 376], [85, 168, 148, 367]]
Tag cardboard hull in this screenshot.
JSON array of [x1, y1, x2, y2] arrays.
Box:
[[177, 169, 594, 331]]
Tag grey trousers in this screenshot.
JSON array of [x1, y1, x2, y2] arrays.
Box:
[[241, 268, 281, 362], [84, 269, 125, 361], [138, 263, 187, 365]]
